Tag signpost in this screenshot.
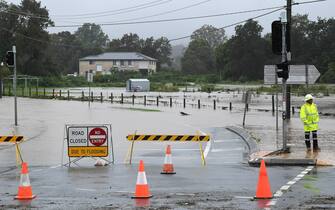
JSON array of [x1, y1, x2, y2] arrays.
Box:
[[63, 124, 113, 167], [264, 65, 320, 85]]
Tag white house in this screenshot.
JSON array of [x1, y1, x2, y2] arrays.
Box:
[[79, 52, 157, 78]]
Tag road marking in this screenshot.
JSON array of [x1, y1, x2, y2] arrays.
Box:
[[265, 166, 315, 209], [234, 196, 254, 199], [76, 188, 97, 192], [280, 185, 290, 191]]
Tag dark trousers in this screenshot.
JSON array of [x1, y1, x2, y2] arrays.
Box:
[[305, 130, 318, 149]]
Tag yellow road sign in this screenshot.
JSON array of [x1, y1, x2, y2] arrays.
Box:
[[127, 134, 210, 142], [68, 146, 108, 157], [0, 136, 24, 143]]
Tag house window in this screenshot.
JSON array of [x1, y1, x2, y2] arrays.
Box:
[[120, 60, 125, 66], [128, 60, 132, 66], [89, 60, 95, 65], [113, 60, 117, 65]]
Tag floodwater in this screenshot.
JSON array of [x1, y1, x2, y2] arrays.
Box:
[[0, 96, 334, 209]]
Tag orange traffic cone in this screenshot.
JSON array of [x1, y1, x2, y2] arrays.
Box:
[[161, 145, 176, 174], [132, 160, 153, 199], [255, 159, 272, 199], [15, 162, 36, 200]]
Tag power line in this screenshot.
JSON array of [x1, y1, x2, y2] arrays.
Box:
[[1, 0, 172, 21], [51, 5, 286, 28], [168, 0, 327, 42], [0, 27, 81, 48], [99, 0, 212, 24], [0, 0, 326, 47], [169, 8, 284, 42]]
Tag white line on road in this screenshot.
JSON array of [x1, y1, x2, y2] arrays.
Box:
[[76, 188, 97, 192], [265, 166, 315, 209]]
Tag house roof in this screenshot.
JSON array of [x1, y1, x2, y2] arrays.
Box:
[[80, 52, 157, 61]]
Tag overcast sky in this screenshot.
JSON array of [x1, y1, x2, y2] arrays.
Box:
[[5, 0, 335, 45]]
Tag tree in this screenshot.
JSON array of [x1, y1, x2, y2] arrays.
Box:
[[46, 31, 81, 75], [3, 0, 54, 76], [141, 37, 172, 70], [320, 62, 335, 83], [216, 20, 268, 81], [181, 39, 215, 74], [74, 23, 109, 59], [0, 65, 10, 98], [191, 24, 226, 50]]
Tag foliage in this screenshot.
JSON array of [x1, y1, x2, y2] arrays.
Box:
[[181, 39, 215, 74], [320, 62, 335, 83], [216, 20, 268, 81], [150, 83, 179, 92], [39, 76, 88, 87], [1, 0, 53, 76], [191, 24, 226, 49]]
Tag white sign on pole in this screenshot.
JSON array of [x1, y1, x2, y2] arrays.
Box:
[[264, 65, 320, 85]]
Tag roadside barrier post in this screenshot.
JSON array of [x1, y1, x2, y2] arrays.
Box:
[[183, 98, 186, 108], [213, 100, 216, 110], [198, 99, 200, 109], [126, 133, 210, 165], [111, 93, 113, 103], [67, 90, 70, 100], [59, 89, 62, 98], [170, 97, 172, 107], [132, 94, 135, 105], [229, 102, 232, 111], [156, 96, 159, 107], [121, 93, 124, 104], [52, 89, 55, 98], [81, 91, 84, 101], [43, 88, 46, 97], [100, 92, 103, 103], [144, 95, 146, 106], [91, 91, 94, 102]]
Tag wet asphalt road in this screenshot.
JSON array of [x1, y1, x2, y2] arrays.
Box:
[[0, 97, 334, 209]]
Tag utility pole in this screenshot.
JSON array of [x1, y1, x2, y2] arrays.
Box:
[[280, 13, 289, 152], [13, 46, 18, 126], [286, 0, 292, 119]]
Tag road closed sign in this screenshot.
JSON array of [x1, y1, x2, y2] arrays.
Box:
[[67, 126, 109, 157]]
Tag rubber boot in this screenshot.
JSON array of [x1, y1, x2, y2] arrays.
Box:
[[313, 140, 320, 151], [305, 141, 311, 151]]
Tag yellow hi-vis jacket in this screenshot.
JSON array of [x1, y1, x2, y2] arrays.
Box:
[[300, 103, 319, 132]]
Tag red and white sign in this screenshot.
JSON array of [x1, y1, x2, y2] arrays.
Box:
[[88, 127, 107, 147]]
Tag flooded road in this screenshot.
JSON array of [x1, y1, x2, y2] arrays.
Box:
[[0, 97, 334, 209]]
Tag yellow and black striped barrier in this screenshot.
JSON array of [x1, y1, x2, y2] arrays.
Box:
[[0, 136, 24, 143], [127, 134, 210, 142]]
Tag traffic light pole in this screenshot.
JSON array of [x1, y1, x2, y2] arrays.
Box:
[[13, 46, 18, 126], [286, 0, 292, 120], [281, 17, 288, 152]]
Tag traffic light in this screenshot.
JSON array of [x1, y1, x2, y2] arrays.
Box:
[[271, 21, 291, 55], [5, 51, 14, 67], [276, 62, 289, 80], [272, 21, 282, 55]]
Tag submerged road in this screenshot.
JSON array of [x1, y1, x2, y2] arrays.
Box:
[[0, 97, 334, 209]]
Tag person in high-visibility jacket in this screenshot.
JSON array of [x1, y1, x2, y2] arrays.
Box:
[[300, 94, 320, 151]]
